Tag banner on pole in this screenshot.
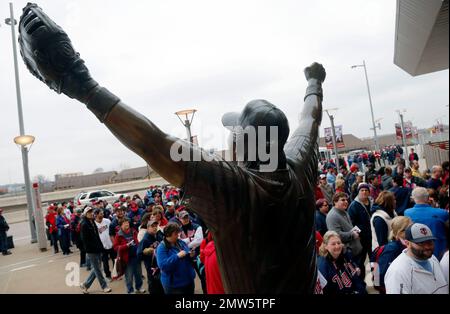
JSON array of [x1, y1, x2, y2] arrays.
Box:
[[395, 123, 402, 140], [404, 121, 413, 139], [324, 126, 345, 149]]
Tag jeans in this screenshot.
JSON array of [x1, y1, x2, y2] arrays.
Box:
[[50, 231, 59, 253], [83, 253, 108, 290], [59, 230, 70, 254], [144, 266, 165, 295], [124, 257, 143, 293], [80, 249, 86, 266], [0, 231, 7, 253], [102, 248, 116, 278], [163, 281, 195, 295]]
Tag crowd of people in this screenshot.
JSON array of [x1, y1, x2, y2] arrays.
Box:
[[8, 147, 447, 295], [315, 152, 449, 294], [44, 185, 224, 294]]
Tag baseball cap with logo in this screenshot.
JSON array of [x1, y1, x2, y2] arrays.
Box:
[[405, 223, 436, 243]]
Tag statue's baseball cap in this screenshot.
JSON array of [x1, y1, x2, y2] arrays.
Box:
[[221, 99, 290, 145], [405, 223, 436, 243]]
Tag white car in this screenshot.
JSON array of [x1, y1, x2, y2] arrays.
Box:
[[74, 190, 118, 206]]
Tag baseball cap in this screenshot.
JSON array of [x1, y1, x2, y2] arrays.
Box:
[[221, 100, 290, 146], [356, 171, 364, 177], [83, 206, 94, 215], [319, 174, 327, 179], [405, 223, 436, 243], [166, 201, 174, 206], [179, 210, 189, 219]]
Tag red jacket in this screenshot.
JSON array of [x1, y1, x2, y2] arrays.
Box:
[[315, 186, 325, 201], [45, 211, 58, 233], [315, 231, 323, 253], [113, 229, 139, 266], [202, 240, 225, 294]]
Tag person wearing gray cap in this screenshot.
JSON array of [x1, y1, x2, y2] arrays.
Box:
[[137, 218, 164, 294], [385, 223, 448, 294]]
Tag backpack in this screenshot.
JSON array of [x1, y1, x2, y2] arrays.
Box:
[[370, 245, 385, 292]]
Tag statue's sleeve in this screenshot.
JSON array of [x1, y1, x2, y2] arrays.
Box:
[[182, 156, 246, 231], [283, 85, 322, 181]]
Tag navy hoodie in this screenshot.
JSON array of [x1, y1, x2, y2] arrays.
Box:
[[318, 251, 367, 295]]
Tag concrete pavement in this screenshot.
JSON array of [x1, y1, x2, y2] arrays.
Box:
[[0, 236, 203, 294]]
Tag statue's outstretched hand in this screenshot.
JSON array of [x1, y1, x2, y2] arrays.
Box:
[[304, 62, 326, 84], [19, 3, 98, 103]]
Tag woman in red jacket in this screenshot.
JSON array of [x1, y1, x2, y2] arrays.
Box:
[[114, 220, 145, 294], [200, 232, 224, 294], [45, 206, 59, 254]]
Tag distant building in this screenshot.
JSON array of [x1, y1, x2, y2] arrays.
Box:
[[55, 171, 117, 190], [113, 166, 152, 182]]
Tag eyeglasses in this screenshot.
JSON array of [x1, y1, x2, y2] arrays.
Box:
[[338, 199, 349, 202]]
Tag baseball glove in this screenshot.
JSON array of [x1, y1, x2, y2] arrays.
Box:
[[18, 3, 98, 103]]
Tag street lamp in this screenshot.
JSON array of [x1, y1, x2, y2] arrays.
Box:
[[6, 3, 38, 243], [396, 109, 408, 160], [324, 108, 340, 170], [351, 60, 380, 152], [175, 109, 197, 143]]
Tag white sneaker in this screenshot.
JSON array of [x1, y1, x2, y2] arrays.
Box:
[[136, 288, 146, 294], [103, 287, 112, 293], [80, 283, 89, 294]]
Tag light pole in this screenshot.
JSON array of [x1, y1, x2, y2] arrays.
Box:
[[396, 110, 408, 160], [6, 2, 38, 243], [351, 60, 380, 152], [175, 109, 197, 143], [324, 108, 340, 170]]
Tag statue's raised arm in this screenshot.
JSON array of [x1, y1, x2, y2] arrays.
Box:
[[19, 3, 187, 187]]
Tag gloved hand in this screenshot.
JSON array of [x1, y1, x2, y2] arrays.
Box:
[[18, 3, 120, 122], [304, 62, 326, 84], [18, 3, 98, 104]]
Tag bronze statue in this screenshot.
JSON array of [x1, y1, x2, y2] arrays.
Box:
[[19, 3, 325, 293]]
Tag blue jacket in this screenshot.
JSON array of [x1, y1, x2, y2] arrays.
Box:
[[377, 240, 405, 288], [315, 211, 328, 236], [348, 198, 372, 249], [137, 231, 164, 271], [156, 239, 196, 289], [56, 215, 70, 236], [318, 251, 367, 295], [128, 209, 144, 231], [404, 204, 449, 259], [389, 186, 412, 216]]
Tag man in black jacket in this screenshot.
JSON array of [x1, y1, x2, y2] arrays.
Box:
[[79, 206, 111, 293], [0, 208, 12, 256]]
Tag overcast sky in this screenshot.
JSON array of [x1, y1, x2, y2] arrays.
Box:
[[0, 0, 448, 185]]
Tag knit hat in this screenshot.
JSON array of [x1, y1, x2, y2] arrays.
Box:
[[357, 183, 370, 192]]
